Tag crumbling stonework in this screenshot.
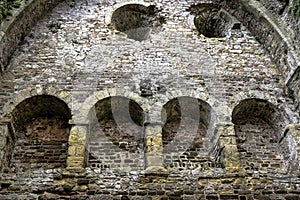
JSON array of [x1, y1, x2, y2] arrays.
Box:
[[0, 0, 299, 199]]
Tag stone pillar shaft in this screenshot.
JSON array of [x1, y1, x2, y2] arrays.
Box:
[[66, 125, 87, 172], [0, 124, 10, 172], [218, 123, 245, 174], [144, 123, 167, 173], [283, 124, 300, 171]]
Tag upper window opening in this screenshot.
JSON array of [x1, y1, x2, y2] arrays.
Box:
[[110, 4, 164, 41], [188, 3, 239, 38]]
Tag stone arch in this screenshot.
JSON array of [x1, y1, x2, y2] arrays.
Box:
[[188, 3, 241, 38], [161, 96, 221, 170], [8, 95, 71, 172], [1, 87, 72, 121], [87, 96, 145, 170], [156, 89, 229, 122], [80, 89, 147, 171], [75, 88, 148, 124], [230, 90, 279, 109], [232, 98, 288, 175], [229, 90, 298, 123], [109, 2, 164, 41]]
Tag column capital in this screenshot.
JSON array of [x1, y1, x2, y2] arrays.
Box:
[[217, 122, 236, 137], [285, 124, 300, 137], [144, 122, 164, 127], [216, 122, 235, 127]]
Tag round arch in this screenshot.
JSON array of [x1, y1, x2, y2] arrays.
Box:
[[11, 95, 71, 132], [232, 98, 288, 175], [79, 88, 147, 171], [75, 88, 148, 124], [1, 87, 72, 122], [8, 94, 71, 172], [161, 95, 221, 170]]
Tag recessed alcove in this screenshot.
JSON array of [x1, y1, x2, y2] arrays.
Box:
[[110, 4, 164, 41], [232, 98, 288, 175], [9, 95, 71, 172], [189, 3, 240, 38], [87, 96, 145, 170], [161, 97, 220, 170]]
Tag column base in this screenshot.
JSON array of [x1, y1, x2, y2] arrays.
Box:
[[65, 167, 85, 174], [145, 166, 168, 175]]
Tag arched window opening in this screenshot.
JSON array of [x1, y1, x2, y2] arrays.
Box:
[[232, 98, 287, 175], [110, 4, 165, 41], [88, 96, 145, 171], [9, 95, 71, 172], [188, 3, 240, 38], [162, 97, 220, 170]]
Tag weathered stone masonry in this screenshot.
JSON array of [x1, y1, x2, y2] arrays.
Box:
[[0, 0, 299, 199]]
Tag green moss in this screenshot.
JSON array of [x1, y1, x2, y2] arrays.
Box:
[[3, 9, 12, 17], [296, 68, 300, 79], [287, 87, 295, 100], [0, 0, 22, 21], [12, 0, 21, 8], [290, 0, 300, 17]]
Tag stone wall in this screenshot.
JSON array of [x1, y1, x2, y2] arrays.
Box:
[[0, 0, 299, 199], [0, 0, 63, 74], [220, 0, 300, 85]]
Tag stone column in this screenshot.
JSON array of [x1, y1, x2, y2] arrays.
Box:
[[144, 123, 167, 174], [0, 123, 11, 172], [66, 125, 87, 173], [283, 124, 300, 172], [218, 122, 245, 174]]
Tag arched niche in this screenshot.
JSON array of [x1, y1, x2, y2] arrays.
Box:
[[161, 97, 220, 170], [87, 96, 145, 170], [188, 3, 240, 38], [110, 4, 164, 41], [232, 98, 287, 175], [9, 95, 71, 172]]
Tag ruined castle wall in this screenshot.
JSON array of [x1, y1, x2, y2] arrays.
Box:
[[0, 0, 288, 114], [235, 0, 300, 112], [0, 0, 296, 174], [0, 0, 299, 199]]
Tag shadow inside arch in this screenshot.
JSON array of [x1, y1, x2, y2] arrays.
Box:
[[6, 95, 71, 172]]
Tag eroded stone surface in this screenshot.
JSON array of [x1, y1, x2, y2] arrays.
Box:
[[0, 0, 299, 199]]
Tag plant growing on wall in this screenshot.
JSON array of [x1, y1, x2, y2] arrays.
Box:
[[290, 0, 300, 17], [0, 0, 21, 21]]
